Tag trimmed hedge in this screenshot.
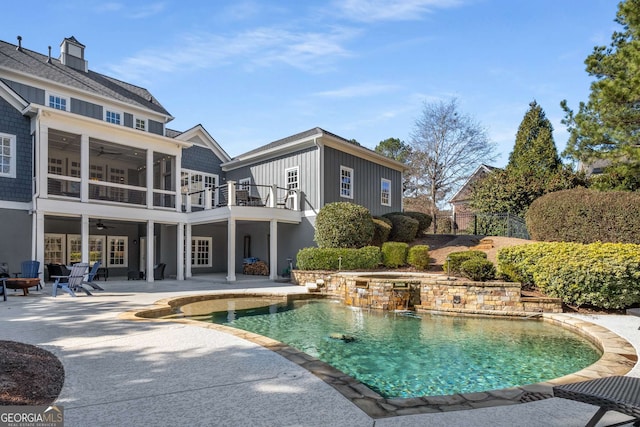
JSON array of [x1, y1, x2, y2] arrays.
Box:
[[498, 242, 640, 309], [314, 202, 374, 248], [460, 258, 496, 281], [401, 211, 432, 234], [296, 246, 381, 270], [407, 245, 430, 270], [383, 214, 419, 242], [525, 188, 640, 244], [370, 217, 392, 246], [381, 242, 408, 268], [442, 250, 487, 276]]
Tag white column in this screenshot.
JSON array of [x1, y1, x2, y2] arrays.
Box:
[[174, 153, 182, 213], [269, 219, 278, 281], [39, 126, 49, 199], [81, 215, 89, 263], [35, 211, 45, 269], [146, 220, 154, 282], [227, 218, 236, 282], [146, 149, 154, 209], [227, 181, 236, 206], [185, 223, 192, 278], [176, 222, 184, 280], [269, 184, 277, 208], [80, 135, 89, 202]]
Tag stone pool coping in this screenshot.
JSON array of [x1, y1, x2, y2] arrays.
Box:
[[120, 292, 638, 419]]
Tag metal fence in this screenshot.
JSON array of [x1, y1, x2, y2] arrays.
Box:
[[433, 212, 530, 239]]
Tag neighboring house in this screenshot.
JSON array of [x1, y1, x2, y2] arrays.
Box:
[[448, 164, 499, 231], [0, 36, 405, 282]]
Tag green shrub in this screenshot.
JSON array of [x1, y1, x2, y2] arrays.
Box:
[[460, 258, 496, 281], [437, 216, 452, 234], [442, 250, 487, 276], [296, 246, 381, 270], [498, 242, 640, 309], [383, 214, 419, 242], [314, 202, 375, 248], [370, 217, 392, 246], [525, 188, 640, 244], [401, 211, 432, 234], [407, 245, 430, 270], [381, 242, 408, 268]]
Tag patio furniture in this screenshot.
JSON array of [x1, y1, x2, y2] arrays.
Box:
[[51, 263, 92, 297], [14, 260, 42, 291], [83, 261, 105, 290], [153, 263, 166, 280], [0, 278, 6, 301], [553, 376, 640, 427]]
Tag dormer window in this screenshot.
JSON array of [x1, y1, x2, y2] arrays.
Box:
[[48, 93, 68, 111], [105, 110, 121, 125], [134, 117, 146, 131]]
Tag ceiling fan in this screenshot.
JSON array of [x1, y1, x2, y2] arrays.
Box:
[[95, 219, 115, 230], [96, 146, 122, 156]]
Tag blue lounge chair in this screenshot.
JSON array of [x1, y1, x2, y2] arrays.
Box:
[[15, 260, 42, 291], [51, 263, 92, 297], [83, 261, 105, 290]]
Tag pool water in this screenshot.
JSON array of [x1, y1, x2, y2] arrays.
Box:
[[187, 298, 601, 398]]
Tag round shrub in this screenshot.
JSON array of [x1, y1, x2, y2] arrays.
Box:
[[384, 214, 419, 242], [381, 242, 408, 268], [460, 258, 496, 281], [442, 250, 487, 276], [370, 217, 392, 246], [407, 245, 430, 270], [314, 202, 374, 248], [401, 211, 432, 234], [526, 188, 640, 244], [296, 246, 381, 270], [437, 216, 452, 234]]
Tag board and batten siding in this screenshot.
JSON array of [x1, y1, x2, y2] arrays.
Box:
[[323, 146, 402, 217], [225, 146, 319, 211]]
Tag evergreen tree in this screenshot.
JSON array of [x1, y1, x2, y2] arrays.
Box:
[[561, 0, 640, 189]]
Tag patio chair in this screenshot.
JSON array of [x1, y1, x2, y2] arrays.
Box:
[[236, 190, 249, 206], [83, 261, 105, 290], [553, 376, 640, 427], [15, 260, 42, 291], [153, 263, 166, 280], [51, 263, 92, 297], [0, 278, 6, 301]]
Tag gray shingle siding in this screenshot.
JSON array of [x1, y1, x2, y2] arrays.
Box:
[[0, 97, 32, 202], [323, 146, 402, 217], [182, 145, 225, 176], [1, 79, 44, 104], [149, 119, 163, 136]]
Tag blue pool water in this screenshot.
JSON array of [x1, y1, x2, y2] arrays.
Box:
[[185, 298, 601, 398]]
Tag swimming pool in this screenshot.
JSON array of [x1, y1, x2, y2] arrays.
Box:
[[177, 297, 601, 398]]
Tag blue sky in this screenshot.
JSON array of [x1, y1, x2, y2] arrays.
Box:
[[2, 0, 620, 166]]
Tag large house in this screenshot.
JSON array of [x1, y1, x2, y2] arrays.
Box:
[[0, 36, 405, 283]]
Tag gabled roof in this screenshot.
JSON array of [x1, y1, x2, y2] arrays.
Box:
[[224, 127, 406, 171], [0, 38, 171, 118], [448, 164, 500, 203], [171, 124, 231, 162]]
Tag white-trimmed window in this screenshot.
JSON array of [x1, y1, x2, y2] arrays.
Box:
[[239, 177, 251, 190], [107, 236, 128, 267], [67, 235, 106, 265], [44, 234, 66, 265], [191, 237, 212, 267], [134, 117, 146, 131], [381, 178, 391, 206], [285, 166, 299, 190], [47, 93, 68, 111], [340, 166, 353, 199], [105, 110, 121, 125], [0, 133, 16, 178], [181, 170, 218, 207]]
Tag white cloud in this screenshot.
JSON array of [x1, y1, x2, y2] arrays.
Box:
[[313, 83, 399, 98], [108, 26, 357, 82], [128, 2, 167, 19], [333, 0, 464, 22]]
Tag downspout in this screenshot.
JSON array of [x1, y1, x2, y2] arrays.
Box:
[[31, 113, 40, 260], [314, 137, 323, 209]]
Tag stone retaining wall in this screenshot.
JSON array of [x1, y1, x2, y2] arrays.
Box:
[[291, 270, 563, 314]]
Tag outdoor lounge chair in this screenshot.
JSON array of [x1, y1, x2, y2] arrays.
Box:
[[83, 261, 105, 290], [153, 263, 166, 280], [51, 263, 92, 297], [553, 376, 640, 427], [14, 260, 42, 291]]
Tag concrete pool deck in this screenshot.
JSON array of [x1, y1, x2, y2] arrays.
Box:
[[1, 275, 639, 427]]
